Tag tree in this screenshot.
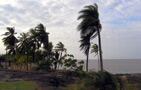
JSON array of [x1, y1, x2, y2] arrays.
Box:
[[2, 27, 18, 55], [17, 32, 31, 70], [35, 23, 49, 49], [2, 27, 18, 67], [78, 3, 103, 71], [17, 33, 30, 54], [55, 42, 67, 69], [28, 28, 40, 63], [79, 35, 91, 71], [55, 42, 67, 59], [28, 24, 49, 62]]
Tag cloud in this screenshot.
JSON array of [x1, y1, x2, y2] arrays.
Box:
[[0, 0, 141, 59]]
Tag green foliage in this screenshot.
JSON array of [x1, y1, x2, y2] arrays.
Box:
[[63, 54, 84, 71], [15, 54, 32, 64], [0, 81, 38, 90], [2, 27, 18, 55], [91, 44, 98, 55], [77, 3, 103, 71], [5, 55, 15, 62], [84, 71, 118, 90], [36, 59, 53, 71], [66, 71, 118, 90], [2, 24, 83, 72]]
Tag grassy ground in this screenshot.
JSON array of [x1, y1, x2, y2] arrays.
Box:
[[0, 70, 141, 90], [0, 81, 38, 90]]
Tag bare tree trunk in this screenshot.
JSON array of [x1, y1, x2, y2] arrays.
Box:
[[86, 46, 90, 72], [97, 54, 100, 71], [97, 29, 103, 71], [26, 55, 28, 71], [58, 52, 62, 70], [86, 54, 89, 72]]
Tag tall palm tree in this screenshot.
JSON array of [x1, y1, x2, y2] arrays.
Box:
[[17, 33, 31, 70], [28, 28, 40, 62], [2, 27, 18, 67], [34, 24, 51, 65], [78, 3, 103, 71]]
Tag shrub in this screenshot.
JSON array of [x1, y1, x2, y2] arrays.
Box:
[[66, 71, 118, 90]]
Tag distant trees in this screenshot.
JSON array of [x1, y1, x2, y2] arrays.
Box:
[[2, 23, 84, 72], [78, 3, 103, 71]]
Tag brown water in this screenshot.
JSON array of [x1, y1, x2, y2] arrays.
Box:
[[82, 59, 141, 74]]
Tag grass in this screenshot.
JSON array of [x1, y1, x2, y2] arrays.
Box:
[[0, 81, 38, 90], [125, 83, 141, 90]]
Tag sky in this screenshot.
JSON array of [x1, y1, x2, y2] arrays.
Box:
[[0, 0, 141, 59]]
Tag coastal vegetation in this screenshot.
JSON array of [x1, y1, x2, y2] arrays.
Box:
[[78, 4, 103, 72], [1, 23, 84, 72], [0, 3, 140, 90]]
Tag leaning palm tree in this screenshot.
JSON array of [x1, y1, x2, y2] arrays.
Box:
[[78, 3, 103, 71], [2, 27, 18, 55], [2, 27, 18, 67]]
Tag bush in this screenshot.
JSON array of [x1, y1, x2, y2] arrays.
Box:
[[36, 59, 52, 71], [66, 71, 118, 90]]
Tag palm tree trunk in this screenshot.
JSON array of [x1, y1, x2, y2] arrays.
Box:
[[26, 55, 29, 71], [5, 49, 8, 69], [97, 54, 100, 71], [86, 46, 90, 72], [86, 53, 89, 72], [32, 51, 35, 63], [58, 52, 62, 70], [97, 29, 103, 71]]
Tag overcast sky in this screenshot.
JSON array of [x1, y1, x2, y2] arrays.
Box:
[[0, 0, 141, 59]]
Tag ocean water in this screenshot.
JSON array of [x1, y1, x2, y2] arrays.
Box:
[[81, 59, 141, 74]]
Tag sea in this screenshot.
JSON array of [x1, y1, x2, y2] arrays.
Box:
[[81, 59, 141, 74]]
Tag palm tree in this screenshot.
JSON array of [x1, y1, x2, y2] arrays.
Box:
[[55, 42, 66, 59], [80, 35, 91, 71], [28, 28, 40, 63], [78, 3, 103, 71], [2, 27, 18, 67], [35, 23, 49, 48], [17, 32, 31, 70], [17, 33, 30, 54], [55, 42, 67, 69], [2, 27, 18, 55], [91, 44, 100, 71]]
